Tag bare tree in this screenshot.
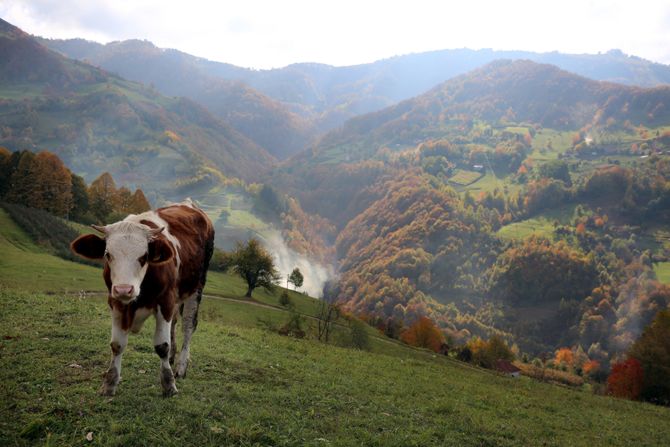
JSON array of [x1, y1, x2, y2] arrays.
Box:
[[316, 296, 340, 343]]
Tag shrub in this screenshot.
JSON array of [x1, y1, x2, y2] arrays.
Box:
[[348, 319, 371, 351], [279, 291, 292, 308]]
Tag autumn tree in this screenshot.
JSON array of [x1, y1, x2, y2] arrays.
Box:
[[400, 316, 444, 352], [70, 173, 90, 222], [129, 189, 151, 213], [554, 347, 574, 370], [5, 150, 36, 205], [288, 267, 304, 290], [629, 310, 670, 404], [607, 358, 643, 400], [27, 151, 72, 217], [0, 146, 11, 197], [228, 238, 280, 298], [88, 172, 118, 222]]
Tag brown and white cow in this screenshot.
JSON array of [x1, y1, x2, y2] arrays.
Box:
[[70, 199, 214, 396]]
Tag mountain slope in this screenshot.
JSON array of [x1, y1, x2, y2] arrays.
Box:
[[40, 37, 316, 159], [0, 19, 275, 195], [42, 38, 670, 137], [318, 60, 670, 155]]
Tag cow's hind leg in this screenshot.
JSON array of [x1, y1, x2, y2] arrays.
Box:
[[169, 311, 178, 366], [101, 312, 128, 396], [154, 305, 178, 397], [175, 291, 201, 379]]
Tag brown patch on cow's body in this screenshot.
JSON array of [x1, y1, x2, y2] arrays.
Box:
[[101, 204, 214, 331]]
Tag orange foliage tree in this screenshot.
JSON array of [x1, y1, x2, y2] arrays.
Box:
[[607, 358, 643, 400], [400, 316, 444, 352], [555, 347, 574, 368], [582, 360, 600, 377]]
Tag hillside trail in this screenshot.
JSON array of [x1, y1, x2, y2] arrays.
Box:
[[60, 290, 424, 351]]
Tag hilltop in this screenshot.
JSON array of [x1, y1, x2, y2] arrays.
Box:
[[40, 37, 317, 159], [0, 19, 275, 196]]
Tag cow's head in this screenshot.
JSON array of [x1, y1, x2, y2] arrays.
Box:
[[70, 222, 174, 302]]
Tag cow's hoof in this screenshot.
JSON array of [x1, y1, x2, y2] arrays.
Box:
[[100, 368, 119, 396], [162, 384, 178, 397], [99, 384, 117, 396], [175, 362, 188, 379]]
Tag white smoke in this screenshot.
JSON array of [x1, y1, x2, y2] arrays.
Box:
[[262, 230, 335, 298]]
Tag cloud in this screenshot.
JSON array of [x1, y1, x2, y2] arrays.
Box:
[[2, 1, 669, 68]]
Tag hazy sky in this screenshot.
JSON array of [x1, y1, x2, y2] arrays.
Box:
[[2, 0, 669, 69]]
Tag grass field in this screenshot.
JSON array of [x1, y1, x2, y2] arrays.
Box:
[[448, 169, 483, 186], [2, 210, 670, 445], [497, 204, 578, 241], [654, 262, 670, 284]]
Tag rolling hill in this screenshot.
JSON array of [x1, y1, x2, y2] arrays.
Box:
[[40, 36, 670, 137], [0, 19, 276, 196], [40, 37, 317, 159], [264, 60, 670, 358]]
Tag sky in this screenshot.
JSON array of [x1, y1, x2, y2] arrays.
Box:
[[1, 0, 669, 69]]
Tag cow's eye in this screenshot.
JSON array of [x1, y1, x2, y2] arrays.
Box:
[[138, 253, 148, 267], [105, 252, 112, 261]]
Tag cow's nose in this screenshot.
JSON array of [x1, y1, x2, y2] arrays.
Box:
[[113, 284, 134, 297]]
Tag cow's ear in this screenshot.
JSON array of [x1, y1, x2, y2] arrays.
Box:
[[70, 234, 106, 260], [148, 238, 174, 265]]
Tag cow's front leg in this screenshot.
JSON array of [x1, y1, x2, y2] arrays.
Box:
[[154, 305, 178, 397], [101, 312, 128, 396]]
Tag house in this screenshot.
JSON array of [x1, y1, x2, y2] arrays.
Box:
[[495, 359, 521, 378]]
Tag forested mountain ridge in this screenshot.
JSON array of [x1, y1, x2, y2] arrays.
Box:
[[42, 37, 670, 141], [40, 37, 316, 159], [265, 58, 670, 365], [0, 19, 276, 198], [318, 59, 670, 151]]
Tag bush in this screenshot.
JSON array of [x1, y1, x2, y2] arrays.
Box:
[[1, 202, 97, 266], [347, 319, 371, 351], [278, 310, 305, 339], [279, 291, 292, 308]]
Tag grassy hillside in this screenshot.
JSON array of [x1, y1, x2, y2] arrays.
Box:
[[3, 289, 670, 446], [2, 189, 670, 445]]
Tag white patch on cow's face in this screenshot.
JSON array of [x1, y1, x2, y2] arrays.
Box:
[[103, 222, 154, 302]]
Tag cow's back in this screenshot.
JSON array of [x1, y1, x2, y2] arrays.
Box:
[[156, 203, 214, 299]]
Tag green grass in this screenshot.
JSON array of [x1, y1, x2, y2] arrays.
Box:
[[448, 169, 483, 186], [2, 205, 670, 445], [0, 209, 102, 292], [2, 289, 670, 446], [654, 262, 670, 284], [497, 204, 578, 241]]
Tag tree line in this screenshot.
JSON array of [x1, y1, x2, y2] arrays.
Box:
[[0, 147, 150, 223]]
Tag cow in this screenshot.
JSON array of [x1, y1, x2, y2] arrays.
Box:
[[70, 199, 215, 397]]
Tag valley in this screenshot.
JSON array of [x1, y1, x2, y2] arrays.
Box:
[[1, 13, 670, 439]]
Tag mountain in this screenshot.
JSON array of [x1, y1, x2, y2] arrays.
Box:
[[39, 38, 316, 159], [264, 60, 670, 357], [318, 59, 670, 151], [42, 39, 670, 138], [0, 19, 275, 197], [268, 60, 670, 223]]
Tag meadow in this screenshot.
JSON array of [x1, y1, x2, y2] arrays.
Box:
[[2, 208, 670, 445]]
